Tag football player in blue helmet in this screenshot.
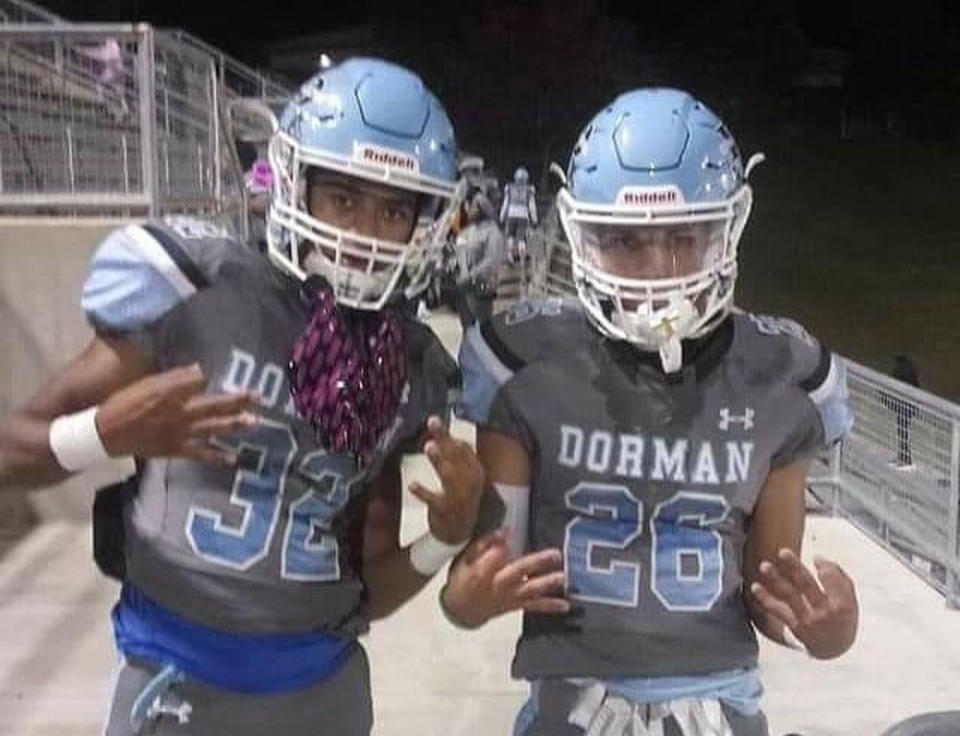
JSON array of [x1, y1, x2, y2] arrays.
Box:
[[556, 89, 757, 373], [0, 57, 487, 736], [500, 165, 539, 295], [445, 88, 859, 736], [267, 58, 464, 309]]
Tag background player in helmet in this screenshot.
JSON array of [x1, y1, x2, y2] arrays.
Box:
[[451, 190, 505, 328], [500, 166, 539, 273], [445, 88, 859, 735], [0, 58, 486, 736]]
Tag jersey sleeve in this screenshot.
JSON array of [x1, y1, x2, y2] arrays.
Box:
[[456, 320, 518, 427], [82, 224, 198, 335], [81, 218, 237, 368], [802, 346, 853, 448], [457, 297, 580, 447], [751, 314, 853, 468]]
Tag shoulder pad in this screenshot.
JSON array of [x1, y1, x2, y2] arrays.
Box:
[[81, 219, 237, 333], [405, 318, 459, 392], [457, 296, 587, 424], [489, 296, 588, 367], [735, 312, 852, 445]]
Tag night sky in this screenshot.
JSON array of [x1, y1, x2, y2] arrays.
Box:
[[40, 0, 960, 176]]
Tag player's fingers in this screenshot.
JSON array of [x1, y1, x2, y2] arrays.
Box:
[[183, 392, 257, 420], [408, 482, 444, 510], [496, 548, 563, 589], [749, 582, 800, 631], [776, 549, 828, 609], [423, 441, 482, 499], [422, 439, 444, 471], [422, 418, 457, 458], [473, 541, 513, 579], [178, 440, 237, 467], [462, 531, 508, 566], [424, 414, 448, 438], [758, 560, 810, 619], [519, 597, 571, 616], [188, 412, 260, 438], [514, 571, 567, 601], [157, 364, 207, 400], [423, 434, 468, 473], [813, 558, 858, 603]]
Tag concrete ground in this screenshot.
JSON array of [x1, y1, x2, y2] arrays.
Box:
[[0, 312, 958, 736]]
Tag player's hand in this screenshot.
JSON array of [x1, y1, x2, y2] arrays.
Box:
[[409, 415, 485, 545], [441, 532, 569, 628], [96, 364, 258, 465], [750, 548, 858, 659]]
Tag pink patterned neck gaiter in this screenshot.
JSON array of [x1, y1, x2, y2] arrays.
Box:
[[288, 283, 407, 461]]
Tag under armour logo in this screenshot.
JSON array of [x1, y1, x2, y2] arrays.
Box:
[[718, 407, 754, 431]]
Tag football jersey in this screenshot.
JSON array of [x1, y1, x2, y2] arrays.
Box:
[[502, 182, 537, 221], [83, 217, 457, 636], [458, 297, 852, 680]]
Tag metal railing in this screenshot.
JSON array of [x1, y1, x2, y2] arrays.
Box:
[[162, 29, 290, 100], [0, 9, 290, 216], [813, 361, 960, 607], [0, 24, 153, 212], [0, 0, 58, 23], [0, 0, 288, 99]]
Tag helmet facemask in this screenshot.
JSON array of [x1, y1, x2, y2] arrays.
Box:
[[558, 185, 752, 372], [267, 129, 464, 310]]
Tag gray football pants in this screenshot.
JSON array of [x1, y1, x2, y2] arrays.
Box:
[[102, 644, 372, 736]]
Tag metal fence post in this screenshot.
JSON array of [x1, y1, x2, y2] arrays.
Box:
[[136, 23, 157, 216], [211, 61, 221, 208], [829, 439, 842, 516], [947, 418, 960, 609], [64, 125, 74, 191]]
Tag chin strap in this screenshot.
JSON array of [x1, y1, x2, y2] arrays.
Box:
[[658, 337, 683, 373], [619, 294, 698, 373]]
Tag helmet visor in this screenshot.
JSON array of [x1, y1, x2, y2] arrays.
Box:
[[577, 220, 726, 282]]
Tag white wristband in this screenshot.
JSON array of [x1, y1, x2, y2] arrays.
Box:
[[49, 407, 110, 472], [409, 532, 467, 576]]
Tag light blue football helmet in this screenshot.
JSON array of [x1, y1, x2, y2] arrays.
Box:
[[267, 57, 463, 309], [556, 88, 763, 371]]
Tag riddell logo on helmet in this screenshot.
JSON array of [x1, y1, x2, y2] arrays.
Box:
[[354, 143, 420, 173], [616, 186, 685, 207]]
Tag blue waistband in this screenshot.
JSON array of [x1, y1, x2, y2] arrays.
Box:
[[603, 667, 763, 716], [112, 584, 353, 694]]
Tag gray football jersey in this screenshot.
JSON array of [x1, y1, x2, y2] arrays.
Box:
[[458, 297, 852, 679], [83, 218, 456, 635]]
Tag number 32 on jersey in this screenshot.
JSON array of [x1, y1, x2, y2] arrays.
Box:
[[186, 419, 352, 581], [564, 482, 729, 611]]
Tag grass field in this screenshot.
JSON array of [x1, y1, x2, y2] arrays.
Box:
[[736, 138, 960, 402]]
